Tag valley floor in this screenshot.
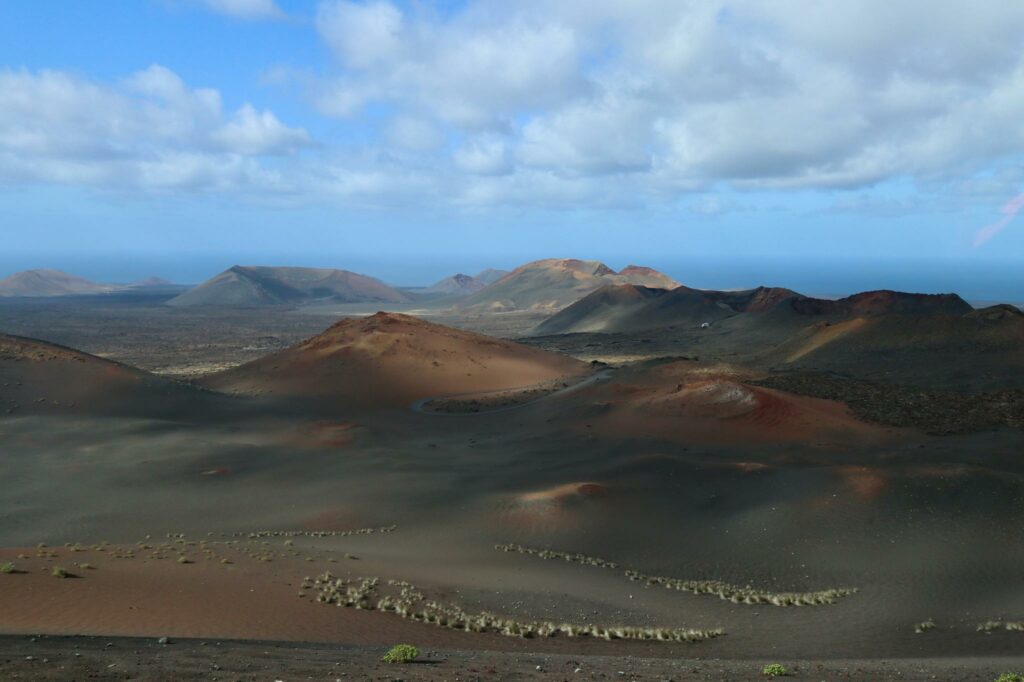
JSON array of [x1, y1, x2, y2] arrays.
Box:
[[2, 635, 1023, 681]]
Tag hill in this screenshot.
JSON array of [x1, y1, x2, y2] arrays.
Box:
[[0, 334, 221, 418], [457, 259, 680, 313], [535, 285, 973, 335], [0, 269, 121, 297], [424, 273, 488, 295], [199, 312, 590, 408], [474, 268, 509, 285], [556, 359, 892, 446], [533, 284, 804, 335], [167, 266, 412, 307]]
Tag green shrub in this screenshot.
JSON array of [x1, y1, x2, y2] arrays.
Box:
[[996, 674, 1024, 682], [51, 566, 71, 578], [762, 663, 788, 677], [382, 644, 419, 664], [0, 562, 15, 574]]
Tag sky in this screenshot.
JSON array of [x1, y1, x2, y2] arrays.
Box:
[[0, 0, 1023, 298]]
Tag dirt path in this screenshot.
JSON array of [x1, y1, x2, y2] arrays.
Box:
[[408, 368, 612, 416]]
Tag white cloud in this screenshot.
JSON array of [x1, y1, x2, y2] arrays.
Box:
[[454, 135, 511, 176], [316, 1, 404, 69], [0, 65, 309, 193], [203, 0, 284, 20], [213, 104, 312, 155], [301, 0, 1024, 208], [9, 0, 1024, 217], [384, 116, 443, 153], [314, 1, 587, 128]]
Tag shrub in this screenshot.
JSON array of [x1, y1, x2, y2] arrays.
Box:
[[382, 644, 419, 664], [915, 619, 936, 633], [0, 562, 15, 574], [51, 566, 71, 578], [762, 663, 788, 677], [996, 674, 1024, 682]]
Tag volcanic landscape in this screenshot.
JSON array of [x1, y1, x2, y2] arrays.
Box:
[[2, 258, 1023, 680]]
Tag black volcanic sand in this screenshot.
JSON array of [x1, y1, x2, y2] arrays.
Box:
[[2, 385, 1024, 660], [2, 635, 1024, 681]]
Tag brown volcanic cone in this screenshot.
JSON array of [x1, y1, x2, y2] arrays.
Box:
[[199, 312, 590, 408], [458, 258, 680, 313]]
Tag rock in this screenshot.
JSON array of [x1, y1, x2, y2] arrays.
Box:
[[157, 636, 170, 645]]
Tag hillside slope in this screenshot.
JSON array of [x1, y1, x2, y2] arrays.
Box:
[[167, 266, 412, 307]]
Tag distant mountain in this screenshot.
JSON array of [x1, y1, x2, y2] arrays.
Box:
[[167, 266, 413, 307], [0, 269, 121, 297], [128, 277, 175, 288], [199, 312, 588, 408], [424, 273, 489, 295], [457, 258, 680, 313], [789, 290, 973, 317], [534, 285, 973, 335], [474, 268, 509, 285]]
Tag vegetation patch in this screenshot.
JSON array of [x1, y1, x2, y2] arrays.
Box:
[[762, 663, 788, 677], [496, 543, 857, 606], [915, 619, 936, 633], [307, 572, 723, 643], [979, 620, 1024, 632], [381, 644, 420, 664], [495, 543, 618, 569]]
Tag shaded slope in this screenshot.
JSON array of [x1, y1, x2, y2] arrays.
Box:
[[770, 309, 1024, 390], [0, 269, 121, 297], [534, 285, 801, 335], [0, 334, 222, 418], [535, 286, 975, 336], [199, 312, 590, 408], [168, 266, 412, 307], [458, 259, 680, 313]]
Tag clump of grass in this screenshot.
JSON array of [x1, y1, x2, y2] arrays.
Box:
[[762, 663, 788, 677], [995, 674, 1024, 682], [915, 619, 936, 633], [51, 566, 71, 578], [381, 644, 419, 663], [1, 562, 16, 574], [75, 562, 95, 570], [176, 556, 192, 564]]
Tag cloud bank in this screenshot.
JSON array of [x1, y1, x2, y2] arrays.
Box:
[[2, 0, 1024, 228]]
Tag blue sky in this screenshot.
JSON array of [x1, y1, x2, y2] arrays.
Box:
[[1, 0, 1022, 297]]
